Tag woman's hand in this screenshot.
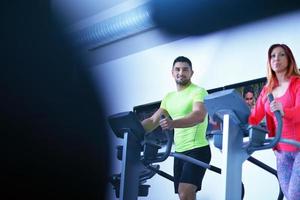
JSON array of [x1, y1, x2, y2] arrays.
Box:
[[270, 100, 285, 116]]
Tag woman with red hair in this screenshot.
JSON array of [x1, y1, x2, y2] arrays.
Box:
[[248, 44, 300, 200]]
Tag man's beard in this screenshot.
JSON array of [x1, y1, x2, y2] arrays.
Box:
[[175, 79, 190, 86]]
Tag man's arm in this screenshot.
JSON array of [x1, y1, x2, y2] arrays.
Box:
[[142, 108, 168, 133], [160, 102, 207, 130]]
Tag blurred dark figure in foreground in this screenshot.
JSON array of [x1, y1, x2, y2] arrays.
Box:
[[1, 1, 110, 199]]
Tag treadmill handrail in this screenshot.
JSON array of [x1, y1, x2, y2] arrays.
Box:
[[247, 93, 282, 152], [144, 129, 173, 164], [144, 115, 174, 163], [279, 138, 300, 148]]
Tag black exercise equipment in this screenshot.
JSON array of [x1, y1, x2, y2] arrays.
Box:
[[108, 89, 299, 200]]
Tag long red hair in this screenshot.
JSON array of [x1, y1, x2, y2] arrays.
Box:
[[266, 44, 300, 93]]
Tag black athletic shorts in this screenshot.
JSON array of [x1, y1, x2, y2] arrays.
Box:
[[173, 145, 211, 193]]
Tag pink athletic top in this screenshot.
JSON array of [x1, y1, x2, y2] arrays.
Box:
[[248, 76, 300, 151]]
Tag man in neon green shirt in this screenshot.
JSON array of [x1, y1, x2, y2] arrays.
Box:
[[142, 56, 211, 200]]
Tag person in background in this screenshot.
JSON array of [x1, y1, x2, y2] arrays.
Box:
[[243, 86, 256, 111], [248, 44, 300, 200], [142, 56, 211, 200]]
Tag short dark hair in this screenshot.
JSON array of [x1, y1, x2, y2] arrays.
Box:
[[243, 86, 254, 98], [173, 56, 192, 69]]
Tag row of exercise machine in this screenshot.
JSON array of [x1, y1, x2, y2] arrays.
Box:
[[108, 89, 300, 200]]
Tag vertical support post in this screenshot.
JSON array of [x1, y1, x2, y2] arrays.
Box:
[[119, 132, 141, 200], [221, 114, 249, 200]]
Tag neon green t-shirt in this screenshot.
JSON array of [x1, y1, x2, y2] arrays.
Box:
[[160, 83, 208, 152]]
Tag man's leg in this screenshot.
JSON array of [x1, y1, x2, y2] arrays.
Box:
[[177, 146, 211, 200], [178, 182, 197, 200]]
